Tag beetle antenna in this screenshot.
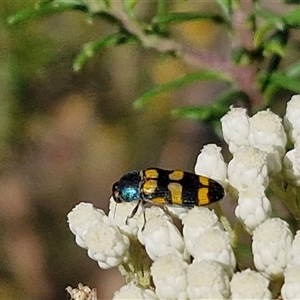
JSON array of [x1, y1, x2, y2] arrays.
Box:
[[126, 199, 142, 224], [141, 207, 146, 231]]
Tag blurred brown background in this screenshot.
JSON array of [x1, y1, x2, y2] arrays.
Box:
[[0, 1, 261, 299]]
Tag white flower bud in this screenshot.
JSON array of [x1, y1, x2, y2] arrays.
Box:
[[66, 283, 97, 300], [235, 186, 272, 234], [192, 228, 236, 275], [194, 144, 228, 188], [248, 109, 286, 158], [221, 106, 250, 154], [182, 207, 223, 256], [227, 146, 269, 192], [151, 254, 188, 300], [230, 269, 271, 300], [186, 260, 230, 299], [84, 222, 130, 269], [281, 266, 300, 300], [67, 202, 110, 248], [288, 230, 300, 267], [137, 207, 189, 261], [113, 282, 158, 300], [108, 197, 142, 237], [191, 291, 225, 300], [137, 205, 173, 230], [252, 218, 293, 279], [284, 94, 300, 144], [283, 147, 300, 185]]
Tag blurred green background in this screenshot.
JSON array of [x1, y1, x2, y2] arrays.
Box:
[[0, 1, 295, 299]]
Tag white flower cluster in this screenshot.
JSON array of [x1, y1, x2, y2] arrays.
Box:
[[66, 95, 300, 299], [68, 201, 237, 299], [221, 95, 300, 298], [67, 202, 131, 269], [221, 100, 289, 235], [282, 230, 300, 299]]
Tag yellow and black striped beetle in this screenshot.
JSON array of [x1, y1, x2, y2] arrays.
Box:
[[112, 168, 224, 218]]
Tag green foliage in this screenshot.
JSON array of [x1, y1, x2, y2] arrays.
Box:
[[152, 12, 228, 26], [171, 90, 247, 122], [270, 72, 300, 94], [133, 70, 233, 109], [7, 1, 87, 25], [73, 32, 139, 71], [8, 0, 300, 125]]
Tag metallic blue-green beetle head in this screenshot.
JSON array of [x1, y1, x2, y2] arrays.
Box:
[[112, 171, 141, 203]]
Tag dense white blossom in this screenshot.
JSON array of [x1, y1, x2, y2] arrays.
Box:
[[284, 94, 300, 144], [283, 147, 300, 185], [182, 207, 223, 255], [137, 206, 189, 261], [186, 260, 230, 299], [151, 254, 188, 300], [67, 202, 111, 248], [235, 186, 272, 234], [252, 218, 293, 279], [230, 269, 271, 299], [67, 95, 300, 299], [248, 109, 286, 158], [85, 222, 130, 269], [194, 144, 228, 188], [113, 282, 158, 300], [227, 146, 269, 192], [281, 266, 300, 300], [108, 197, 142, 237], [221, 106, 250, 153], [288, 230, 300, 267], [192, 228, 236, 275]]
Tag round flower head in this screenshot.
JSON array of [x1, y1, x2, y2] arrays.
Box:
[[288, 230, 300, 267], [84, 222, 130, 269], [192, 228, 236, 275], [151, 254, 188, 300], [252, 218, 293, 279], [281, 266, 300, 300], [235, 186, 272, 234], [182, 207, 223, 256], [283, 147, 300, 186], [221, 106, 250, 154], [186, 260, 230, 299], [67, 202, 110, 248], [227, 146, 269, 193], [230, 269, 271, 300], [284, 94, 300, 144], [194, 144, 228, 188], [248, 109, 286, 158], [137, 206, 189, 261], [108, 197, 142, 237], [113, 282, 158, 300]]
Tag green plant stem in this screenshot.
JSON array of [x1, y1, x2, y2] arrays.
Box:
[[269, 179, 300, 220], [119, 238, 151, 288], [107, 2, 263, 106], [214, 203, 238, 247]]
